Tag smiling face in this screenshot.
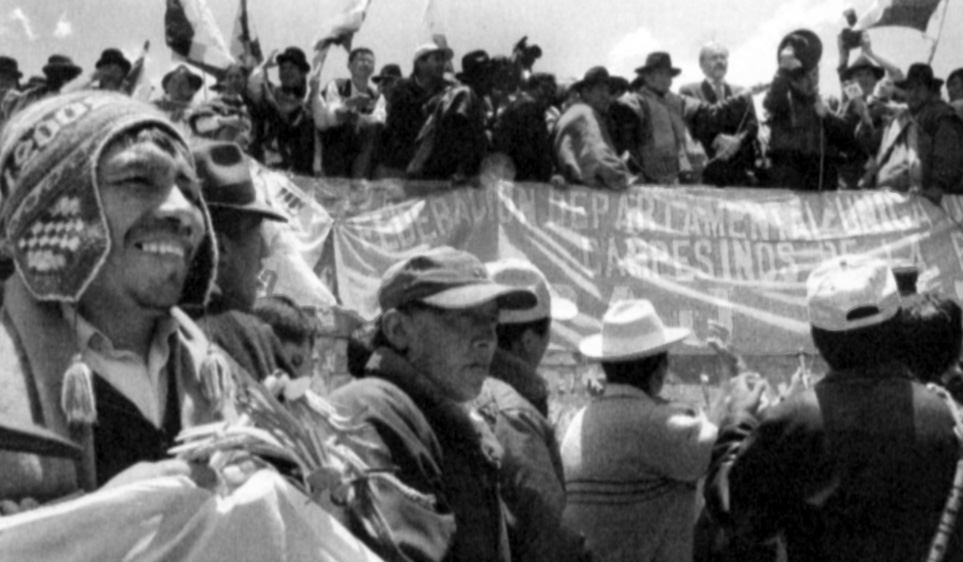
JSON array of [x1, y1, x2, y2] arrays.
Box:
[[80, 130, 205, 316], [349, 51, 376, 84]]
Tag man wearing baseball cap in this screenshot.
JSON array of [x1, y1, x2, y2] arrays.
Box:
[[472, 259, 585, 562], [561, 299, 725, 562], [705, 254, 963, 559], [330, 246, 535, 562]]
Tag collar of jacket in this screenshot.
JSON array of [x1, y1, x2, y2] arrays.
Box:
[[489, 348, 548, 412], [365, 347, 503, 468]]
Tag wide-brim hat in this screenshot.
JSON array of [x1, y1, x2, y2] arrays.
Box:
[[95, 48, 132, 75], [378, 246, 536, 312], [0, 56, 22, 79], [579, 299, 690, 361], [456, 49, 491, 83], [162, 65, 204, 93], [896, 63, 944, 91], [573, 66, 618, 92], [372, 63, 402, 84], [777, 29, 822, 74], [840, 54, 885, 82], [276, 47, 310, 73], [42, 54, 82, 81], [486, 258, 578, 324], [635, 51, 681, 77], [413, 42, 454, 64], [192, 141, 287, 222]]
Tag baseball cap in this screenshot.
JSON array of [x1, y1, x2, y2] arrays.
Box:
[[485, 258, 577, 324], [378, 247, 537, 312], [806, 254, 900, 331]]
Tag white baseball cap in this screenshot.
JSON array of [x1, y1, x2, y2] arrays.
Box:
[[806, 254, 900, 331], [485, 259, 577, 324]]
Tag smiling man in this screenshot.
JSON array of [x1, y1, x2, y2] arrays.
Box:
[[330, 246, 536, 562], [0, 91, 230, 510]]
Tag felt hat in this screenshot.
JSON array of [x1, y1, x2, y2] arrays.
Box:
[[777, 29, 823, 74], [192, 141, 287, 223], [41, 54, 82, 82], [579, 299, 690, 361], [456, 50, 491, 83], [0, 56, 22, 79], [378, 246, 537, 312], [162, 64, 204, 93], [372, 63, 402, 84], [276, 47, 310, 73], [806, 254, 900, 332], [840, 54, 885, 82], [486, 259, 577, 324], [895, 63, 944, 91], [95, 48, 132, 75], [572, 66, 619, 92], [635, 52, 681, 77]]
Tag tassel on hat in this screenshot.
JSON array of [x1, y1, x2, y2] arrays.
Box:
[[61, 353, 97, 425], [199, 347, 233, 407]]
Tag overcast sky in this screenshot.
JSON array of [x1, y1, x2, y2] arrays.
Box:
[[0, 0, 960, 99]]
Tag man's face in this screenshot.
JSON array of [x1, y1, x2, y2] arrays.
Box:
[[349, 52, 376, 83], [98, 64, 126, 91], [168, 74, 198, 103], [581, 82, 612, 113], [643, 68, 673, 94], [83, 137, 205, 314], [416, 52, 447, 82], [401, 301, 499, 402], [279, 62, 306, 89], [216, 213, 268, 312], [852, 68, 878, 99], [225, 67, 247, 95], [700, 47, 728, 83], [947, 76, 963, 102], [906, 82, 933, 112]]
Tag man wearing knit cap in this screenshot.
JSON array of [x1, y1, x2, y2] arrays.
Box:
[[330, 246, 536, 562], [705, 254, 963, 559], [0, 92, 231, 511]]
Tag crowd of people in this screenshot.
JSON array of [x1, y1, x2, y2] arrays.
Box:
[[2, 21, 963, 562]]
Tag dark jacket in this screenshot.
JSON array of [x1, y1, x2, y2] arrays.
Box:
[[329, 348, 510, 562], [378, 77, 450, 171], [914, 98, 963, 194], [705, 362, 963, 562], [493, 93, 556, 183]]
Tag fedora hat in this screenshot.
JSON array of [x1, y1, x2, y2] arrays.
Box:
[[456, 49, 492, 83], [372, 63, 402, 84], [840, 54, 884, 82], [635, 52, 681, 77], [41, 54, 82, 82], [777, 29, 822, 74], [192, 141, 288, 222], [573, 66, 619, 92], [0, 56, 22, 79], [95, 48, 132, 75], [895, 63, 944, 91], [276, 47, 310, 73], [579, 299, 690, 361], [162, 64, 203, 92]]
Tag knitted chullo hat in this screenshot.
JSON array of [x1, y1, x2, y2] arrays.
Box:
[[0, 91, 217, 307]]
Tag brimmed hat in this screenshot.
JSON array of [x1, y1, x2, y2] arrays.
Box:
[[896, 63, 944, 91], [806, 254, 900, 332], [192, 141, 287, 222], [580, 299, 690, 361], [0, 56, 22, 79], [573, 66, 618, 92], [840, 54, 884, 82], [95, 48, 132, 75], [413, 42, 454, 64], [372, 63, 402, 84], [0, 91, 216, 306], [276, 47, 310, 73], [777, 29, 822, 74], [378, 246, 537, 312], [635, 52, 681, 77], [486, 259, 577, 324], [42, 54, 82, 82], [456, 50, 491, 83], [162, 65, 204, 93]]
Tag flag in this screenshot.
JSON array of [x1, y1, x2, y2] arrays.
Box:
[[165, 0, 235, 76], [854, 0, 945, 33], [422, 0, 453, 72], [230, 0, 263, 68], [312, 0, 373, 53], [122, 41, 153, 101]]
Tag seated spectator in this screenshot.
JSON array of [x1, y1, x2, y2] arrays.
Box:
[[554, 66, 630, 190], [706, 254, 963, 560], [313, 47, 384, 179], [329, 246, 536, 562], [188, 141, 296, 381], [0, 91, 227, 507], [561, 299, 722, 562], [0, 55, 81, 126], [94, 48, 132, 92], [253, 295, 318, 379], [154, 65, 203, 131]]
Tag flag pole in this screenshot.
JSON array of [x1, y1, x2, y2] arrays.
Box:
[[927, 0, 951, 64]]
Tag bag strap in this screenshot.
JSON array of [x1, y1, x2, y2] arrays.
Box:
[[925, 384, 963, 562]]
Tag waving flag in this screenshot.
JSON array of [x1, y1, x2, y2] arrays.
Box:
[[854, 0, 945, 33], [312, 0, 373, 53], [422, 0, 453, 72], [165, 0, 234, 76], [230, 0, 263, 68], [122, 41, 153, 101]]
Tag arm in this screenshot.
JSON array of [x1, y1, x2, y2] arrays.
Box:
[[312, 80, 345, 130], [247, 49, 278, 104], [860, 33, 904, 83]]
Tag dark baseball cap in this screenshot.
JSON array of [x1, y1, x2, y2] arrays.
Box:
[[378, 246, 537, 312], [191, 141, 287, 222]]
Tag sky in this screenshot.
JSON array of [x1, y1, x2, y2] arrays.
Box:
[[0, 0, 961, 101]]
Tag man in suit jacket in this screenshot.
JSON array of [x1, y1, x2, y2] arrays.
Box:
[[680, 43, 760, 187]]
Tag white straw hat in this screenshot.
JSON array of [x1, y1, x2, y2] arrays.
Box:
[[486, 259, 577, 324], [579, 299, 690, 361]]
